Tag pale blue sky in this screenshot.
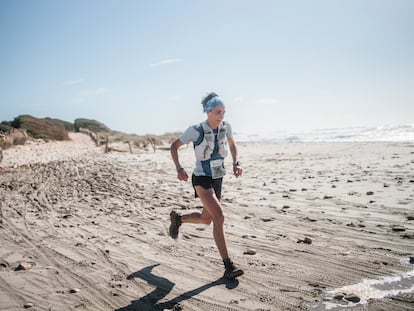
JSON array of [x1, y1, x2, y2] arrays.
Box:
[[1, 0, 413, 135]]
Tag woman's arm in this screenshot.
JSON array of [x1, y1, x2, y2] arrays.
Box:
[[170, 139, 189, 181], [227, 136, 242, 178]]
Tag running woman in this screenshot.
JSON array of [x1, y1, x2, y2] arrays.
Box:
[[170, 92, 244, 279]]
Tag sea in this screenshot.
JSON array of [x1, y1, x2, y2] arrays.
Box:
[[234, 124, 414, 143]]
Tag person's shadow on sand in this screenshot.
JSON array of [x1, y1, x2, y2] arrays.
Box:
[[116, 264, 239, 311]]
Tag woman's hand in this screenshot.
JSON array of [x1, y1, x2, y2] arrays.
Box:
[[233, 164, 243, 178], [177, 168, 189, 181]]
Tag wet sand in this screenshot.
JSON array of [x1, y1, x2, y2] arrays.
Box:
[[1, 133, 413, 310]]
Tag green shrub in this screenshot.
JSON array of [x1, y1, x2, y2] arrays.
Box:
[[0, 122, 12, 133], [12, 115, 70, 141], [74, 118, 111, 133], [45, 118, 75, 131]]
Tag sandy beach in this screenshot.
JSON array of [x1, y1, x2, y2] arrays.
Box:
[[1, 133, 413, 311]]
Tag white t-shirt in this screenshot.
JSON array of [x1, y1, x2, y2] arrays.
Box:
[[179, 122, 233, 176]]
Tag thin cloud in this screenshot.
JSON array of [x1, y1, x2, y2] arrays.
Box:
[[79, 88, 109, 97], [255, 98, 280, 105], [91, 88, 109, 95], [62, 78, 85, 86], [70, 88, 109, 104], [149, 58, 184, 67]]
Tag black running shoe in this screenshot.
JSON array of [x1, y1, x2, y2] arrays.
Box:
[[224, 262, 244, 279], [169, 211, 182, 239]]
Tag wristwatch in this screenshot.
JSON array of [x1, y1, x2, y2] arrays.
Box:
[[233, 161, 241, 166]]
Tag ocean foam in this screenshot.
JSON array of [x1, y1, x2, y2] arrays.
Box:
[[235, 124, 414, 142], [312, 267, 414, 310]]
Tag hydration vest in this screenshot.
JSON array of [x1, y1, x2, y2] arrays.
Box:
[[193, 121, 229, 161]]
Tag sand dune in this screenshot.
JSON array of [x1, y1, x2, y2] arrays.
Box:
[[1, 133, 413, 310]]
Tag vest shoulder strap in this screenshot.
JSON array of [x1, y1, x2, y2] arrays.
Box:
[[194, 122, 227, 147], [193, 123, 204, 147]]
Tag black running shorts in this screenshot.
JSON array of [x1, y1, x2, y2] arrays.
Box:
[[192, 174, 223, 199]]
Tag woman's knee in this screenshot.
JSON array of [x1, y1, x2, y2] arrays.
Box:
[[202, 202, 224, 225], [197, 187, 225, 225], [211, 211, 224, 226]]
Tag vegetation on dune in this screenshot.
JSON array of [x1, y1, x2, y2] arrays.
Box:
[[0, 114, 180, 153], [74, 120, 180, 151], [45, 117, 75, 132], [74, 118, 111, 133], [11, 115, 70, 141], [0, 122, 13, 133]]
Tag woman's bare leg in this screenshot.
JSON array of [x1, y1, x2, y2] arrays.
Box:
[[193, 185, 228, 260], [170, 186, 243, 278]]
